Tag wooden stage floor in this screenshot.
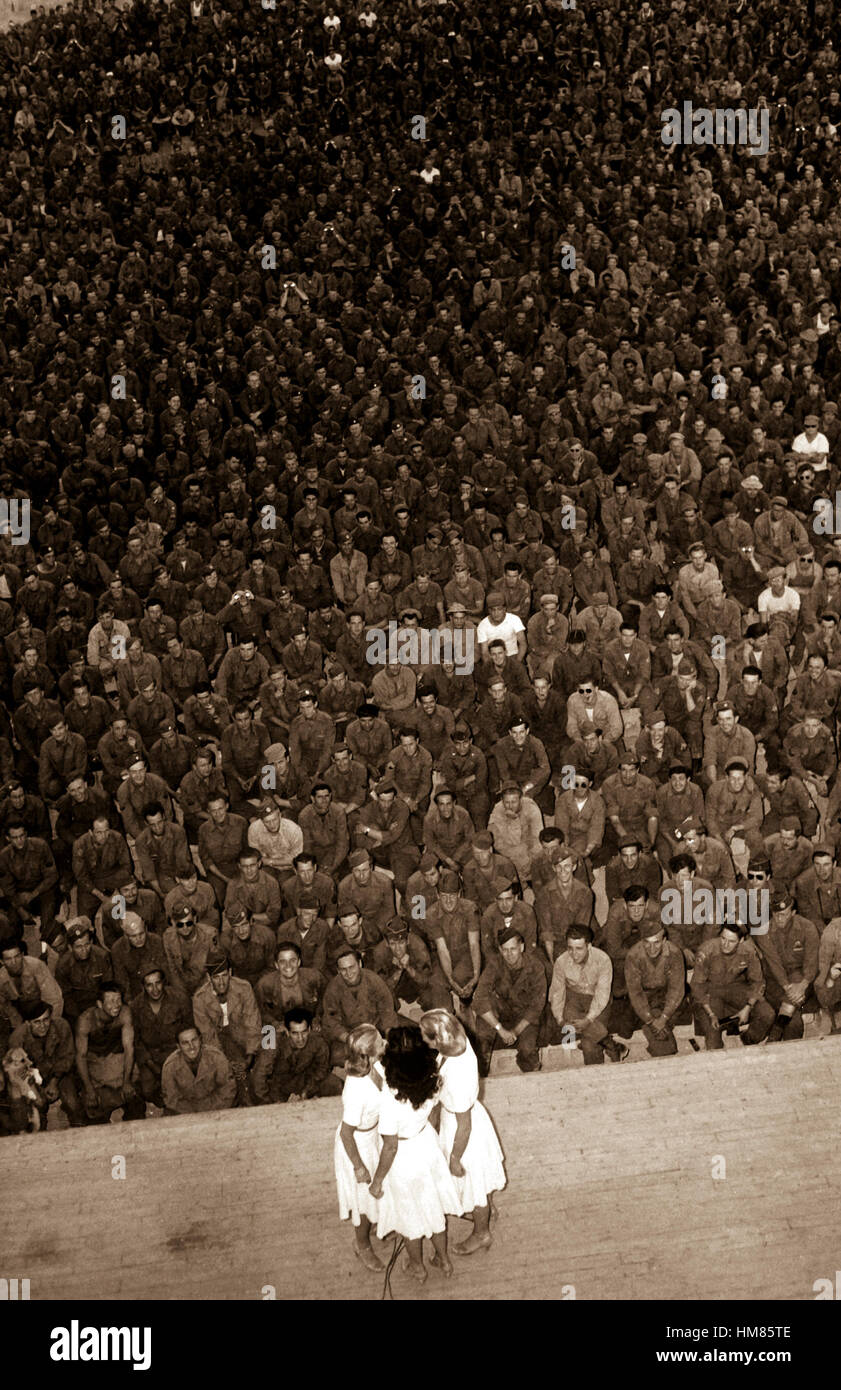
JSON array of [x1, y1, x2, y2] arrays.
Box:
[[5, 1038, 840, 1302]]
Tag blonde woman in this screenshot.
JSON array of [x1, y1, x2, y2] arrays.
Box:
[[334, 1024, 386, 1272], [420, 1009, 506, 1255]]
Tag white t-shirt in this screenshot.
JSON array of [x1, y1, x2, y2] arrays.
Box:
[[476, 612, 525, 656]]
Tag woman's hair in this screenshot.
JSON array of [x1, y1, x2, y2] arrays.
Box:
[[345, 1024, 382, 1077], [420, 1009, 467, 1056], [383, 1025, 441, 1108]]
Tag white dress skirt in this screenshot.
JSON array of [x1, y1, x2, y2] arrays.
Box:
[[375, 1087, 462, 1242], [437, 1044, 506, 1213], [334, 1065, 383, 1227]]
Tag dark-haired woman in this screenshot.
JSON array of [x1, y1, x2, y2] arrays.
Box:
[[369, 1025, 461, 1284]]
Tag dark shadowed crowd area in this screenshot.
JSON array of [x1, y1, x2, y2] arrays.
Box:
[[2, 0, 841, 1133]]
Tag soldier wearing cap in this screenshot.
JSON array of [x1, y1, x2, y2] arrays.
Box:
[[192, 948, 262, 1105], [162, 861, 218, 928], [474, 923, 547, 1074], [624, 923, 687, 1058], [765, 816, 813, 891], [635, 708, 690, 788], [247, 798, 304, 880], [691, 921, 775, 1049], [163, 903, 219, 997], [149, 720, 197, 795], [127, 674, 177, 749], [335, 848, 396, 946], [368, 914, 451, 1013], [8, 996, 83, 1127], [757, 564, 801, 648], [130, 964, 192, 1110], [422, 868, 481, 1002], [756, 892, 820, 1041], [54, 917, 111, 1025]]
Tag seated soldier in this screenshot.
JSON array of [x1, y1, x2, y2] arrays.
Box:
[[473, 925, 548, 1075], [367, 914, 452, 1014], [320, 947, 398, 1066], [690, 921, 775, 1050], [816, 915, 841, 1034], [219, 906, 276, 992], [192, 950, 262, 1106], [605, 836, 663, 903], [600, 886, 663, 1041], [54, 918, 111, 1026], [534, 847, 595, 965], [625, 924, 687, 1058], [261, 1007, 343, 1105], [130, 965, 192, 1110], [756, 891, 820, 1042], [161, 1023, 237, 1115], [546, 924, 628, 1064], [163, 904, 219, 996], [75, 979, 147, 1124], [8, 997, 83, 1127]]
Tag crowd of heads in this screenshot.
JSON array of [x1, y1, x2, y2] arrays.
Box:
[[3, 0, 841, 1130]]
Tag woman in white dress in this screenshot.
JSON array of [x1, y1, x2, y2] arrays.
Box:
[[369, 1025, 461, 1284], [334, 1024, 386, 1273], [421, 1009, 506, 1255]]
